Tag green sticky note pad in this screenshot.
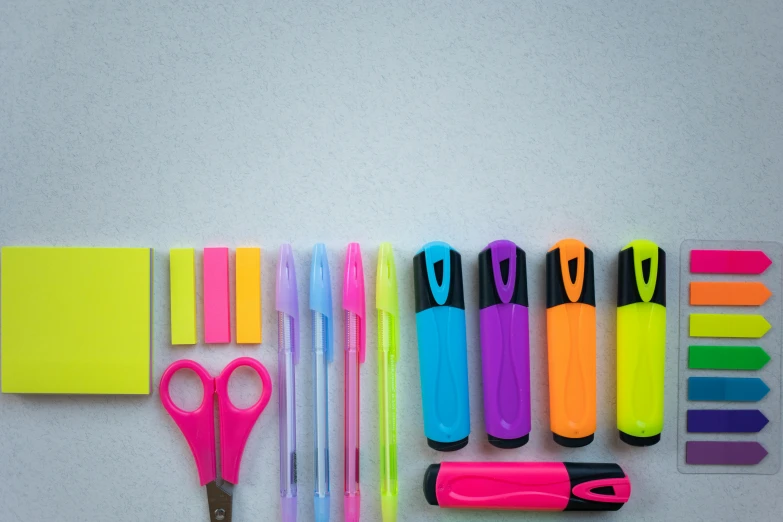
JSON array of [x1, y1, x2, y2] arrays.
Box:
[[1, 247, 153, 394]]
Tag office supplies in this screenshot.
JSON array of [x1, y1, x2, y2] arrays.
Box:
[[170, 248, 197, 345], [343, 243, 365, 522], [686, 441, 768, 465], [277, 244, 300, 522], [545, 239, 596, 447], [236, 247, 262, 344], [376, 243, 399, 522], [159, 357, 272, 522], [478, 240, 530, 448], [687, 410, 769, 433], [689, 345, 771, 370], [690, 313, 771, 338], [688, 377, 770, 402], [617, 240, 666, 446], [1, 246, 153, 394], [678, 240, 783, 475], [413, 242, 470, 451], [310, 244, 333, 522], [691, 249, 772, 275], [204, 247, 231, 343], [690, 281, 772, 306], [423, 461, 631, 512]]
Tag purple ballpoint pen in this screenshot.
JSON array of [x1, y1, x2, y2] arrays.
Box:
[[277, 244, 300, 522], [478, 240, 531, 448]]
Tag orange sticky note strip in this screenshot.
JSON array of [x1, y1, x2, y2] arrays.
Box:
[[690, 281, 772, 306], [236, 247, 262, 344]]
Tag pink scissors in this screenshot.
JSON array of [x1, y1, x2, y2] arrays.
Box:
[[160, 357, 272, 522]]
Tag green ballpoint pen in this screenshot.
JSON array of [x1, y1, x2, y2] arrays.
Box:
[[377, 243, 399, 522]]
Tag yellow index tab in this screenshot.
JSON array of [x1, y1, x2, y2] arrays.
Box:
[[1, 247, 153, 394], [236, 247, 262, 344], [170, 248, 197, 345], [690, 313, 771, 339]]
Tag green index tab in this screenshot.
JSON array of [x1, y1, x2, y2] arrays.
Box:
[[689, 345, 771, 371]]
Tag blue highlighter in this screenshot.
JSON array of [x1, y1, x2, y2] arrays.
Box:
[[413, 241, 470, 451]]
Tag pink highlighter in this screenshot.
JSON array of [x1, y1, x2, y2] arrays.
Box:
[[423, 461, 631, 512]]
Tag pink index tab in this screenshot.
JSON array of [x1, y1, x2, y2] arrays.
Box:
[[691, 250, 772, 275], [204, 247, 231, 343], [343, 243, 366, 363]]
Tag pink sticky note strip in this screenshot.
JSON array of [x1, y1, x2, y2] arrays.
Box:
[[204, 247, 231, 343], [691, 250, 772, 275]]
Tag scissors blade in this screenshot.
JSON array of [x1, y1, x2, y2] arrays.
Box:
[[206, 480, 234, 522]]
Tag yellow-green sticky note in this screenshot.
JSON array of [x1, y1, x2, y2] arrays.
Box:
[[690, 313, 772, 339], [1, 247, 153, 394], [170, 248, 197, 345]]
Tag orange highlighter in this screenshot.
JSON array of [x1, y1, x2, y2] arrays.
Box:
[[545, 239, 597, 447]]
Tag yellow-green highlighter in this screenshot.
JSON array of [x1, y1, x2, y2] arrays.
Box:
[[377, 243, 400, 522], [617, 240, 666, 446]]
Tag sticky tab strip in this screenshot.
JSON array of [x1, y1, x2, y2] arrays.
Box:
[[236, 247, 262, 344], [689, 313, 771, 338], [204, 247, 231, 343], [687, 410, 769, 433], [690, 282, 772, 306], [691, 250, 772, 275], [688, 377, 770, 402], [689, 345, 770, 370], [686, 441, 768, 465], [170, 248, 197, 345]]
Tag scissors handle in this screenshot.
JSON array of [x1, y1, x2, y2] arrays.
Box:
[[160, 359, 217, 486], [215, 357, 273, 485]]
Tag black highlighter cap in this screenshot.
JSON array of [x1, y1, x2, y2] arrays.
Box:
[[413, 244, 465, 313], [478, 241, 528, 309], [553, 432, 594, 448], [619, 431, 661, 447], [488, 433, 529, 449], [423, 464, 441, 506], [546, 245, 596, 308], [618, 245, 666, 307], [427, 436, 469, 452], [564, 462, 627, 511]]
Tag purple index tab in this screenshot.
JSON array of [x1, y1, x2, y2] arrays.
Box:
[[687, 409, 769, 433], [686, 441, 768, 465]]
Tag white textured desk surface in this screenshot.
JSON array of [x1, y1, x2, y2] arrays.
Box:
[[2, 1, 782, 521]]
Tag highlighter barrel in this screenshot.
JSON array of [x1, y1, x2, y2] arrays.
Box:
[[413, 242, 470, 451], [545, 239, 597, 447], [617, 240, 666, 446], [478, 240, 531, 448]]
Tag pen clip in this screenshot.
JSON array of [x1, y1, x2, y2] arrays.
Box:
[[629, 240, 659, 303], [343, 243, 366, 363], [571, 477, 632, 504], [424, 242, 451, 306], [276, 244, 300, 364], [376, 242, 399, 361], [310, 243, 333, 363], [557, 239, 585, 303], [489, 240, 517, 304]]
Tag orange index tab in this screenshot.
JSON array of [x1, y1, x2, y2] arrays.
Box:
[[236, 247, 262, 344], [690, 281, 772, 306]]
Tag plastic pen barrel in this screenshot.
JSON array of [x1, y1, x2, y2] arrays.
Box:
[[478, 240, 531, 448], [617, 240, 666, 446], [413, 242, 470, 451], [545, 239, 597, 447], [423, 461, 631, 512]]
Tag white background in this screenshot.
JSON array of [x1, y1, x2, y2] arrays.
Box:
[[2, 1, 782, 521]]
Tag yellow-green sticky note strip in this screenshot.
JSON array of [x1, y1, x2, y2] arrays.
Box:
[[690, 313, 771, 339], [1, 247, 153, 394], [170, 248, 197, 345]]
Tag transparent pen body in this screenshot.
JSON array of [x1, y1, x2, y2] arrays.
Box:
[[312, 311, 330, 498], [344, 310, 361, 496], [278, 311, 297, 499], [378, 309, 398, 499]]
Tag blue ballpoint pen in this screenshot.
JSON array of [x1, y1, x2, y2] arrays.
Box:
[[310, 244, 333, 522], [277, 244, 299, 522]]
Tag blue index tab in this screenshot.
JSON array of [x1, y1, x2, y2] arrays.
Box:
[[310, 243, 333, 362], [688, 377, 770, 402]]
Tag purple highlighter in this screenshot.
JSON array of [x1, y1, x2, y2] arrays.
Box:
[[478, 240, 531, 449]]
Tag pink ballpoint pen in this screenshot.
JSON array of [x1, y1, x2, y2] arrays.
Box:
[[343, 243, 366, 522]]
